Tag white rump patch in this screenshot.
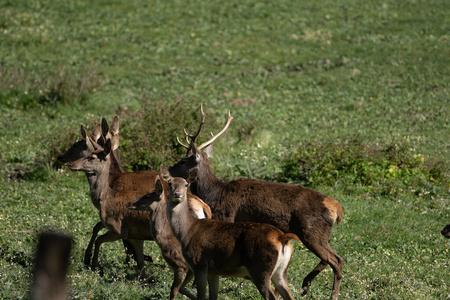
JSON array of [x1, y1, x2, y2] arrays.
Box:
[[271, 243, 292, 286]]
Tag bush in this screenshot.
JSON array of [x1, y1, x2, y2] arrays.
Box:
[[119, 99, 221, 171], [277, 138, 449, 197]]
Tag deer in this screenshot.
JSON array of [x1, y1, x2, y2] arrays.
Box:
[[127, 176, 213, 300], [67, 135, 154, 276], [57, 117, 157, 268], [169, 105, 344, 300], [159, 165, 299, 300]]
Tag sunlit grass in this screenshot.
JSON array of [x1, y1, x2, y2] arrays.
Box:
[[0, 0, 449, 299]]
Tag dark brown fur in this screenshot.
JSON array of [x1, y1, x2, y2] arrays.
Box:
[[162, 167, 298, 300], [170, 112, 344, 299], [127, 177, 213, 300]]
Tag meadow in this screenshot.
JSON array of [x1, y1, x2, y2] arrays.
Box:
[[0, 0, 449, 299]]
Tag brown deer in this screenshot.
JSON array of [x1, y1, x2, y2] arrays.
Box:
[[127, 176, 213, 300], [169, 106, 344, 300], [58, 117, 160, 192], [160, 165, 299, 300], [57, 118, 157, 267], [67, 136, 154, 276]]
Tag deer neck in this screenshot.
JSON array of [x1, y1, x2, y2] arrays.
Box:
[[167, 199, 198, 248], [151, 197, 170, 240], [85, 165, 113, 210], [109, 149, 127, 176], [193, 158, 223, 207]]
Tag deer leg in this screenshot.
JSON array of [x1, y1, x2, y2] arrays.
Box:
[[301, 238, 343, 300], [247, 270, 278, 300], [207, 274, 220, 300], [171, 268, 196, 300], [84, 221, 105, 265], [91, 230, 122, 275], [271, 266, 294, 300], [254, 278, 278, 300], [85, 223, 146, 267], [301, 260, 327, 296], [121, 239, 134, 265], [194, 268, 208, 300], [122, 239, 153, 264], [124, 239, 146, 278], [330, 252, 344, 300]]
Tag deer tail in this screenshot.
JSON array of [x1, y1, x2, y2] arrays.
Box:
[[336, 203, 344, 225], [280, 233, 300, 244]]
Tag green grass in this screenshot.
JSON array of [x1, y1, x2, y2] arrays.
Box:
[[1, 0, 449, 299]]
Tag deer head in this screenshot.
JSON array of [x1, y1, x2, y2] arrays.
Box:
[[57, 124, 102, 163], [126, 177, 164, 212], [161, 165, 198, 203], [67, 137, 111, 174], [169, 105, 232, 179]]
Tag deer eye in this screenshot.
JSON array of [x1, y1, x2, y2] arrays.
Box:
[[185, 182, 189, 187]]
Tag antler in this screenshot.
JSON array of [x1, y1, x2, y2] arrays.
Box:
[[176, 136, 190, 149], [177, 104, 206, 149], [176, 105, 233, 152], [184, 104, 206, 143], [197, 111, 233, 150]]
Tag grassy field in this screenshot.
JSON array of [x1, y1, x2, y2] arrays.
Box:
[[1, 0, 449, 299]]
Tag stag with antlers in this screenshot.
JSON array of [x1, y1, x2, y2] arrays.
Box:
[[170, 105, 344, 300]]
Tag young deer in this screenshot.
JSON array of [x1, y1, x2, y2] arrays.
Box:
[[127, 176, 212, 300], [67, 137, 154, 276], [161, 166, 299, 300], [170, 106, 344, 300], [57, 118, 156, 267]]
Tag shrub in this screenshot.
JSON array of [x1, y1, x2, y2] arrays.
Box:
[[277, 138, 449, 197], [119, 99, 221, 172]]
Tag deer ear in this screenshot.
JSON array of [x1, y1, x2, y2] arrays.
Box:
[[97, 135, 106, 148], [103, 139, 112, 155], [80, 125, 88, 139], [204, 144, 213, 158], [155, 176, 163, 196], [110, 134, 120, 151], [187, 168, 198, 184], [110, 116, 119, 135], [91, 123, 102, 142], [160, 165, 171, 183], [101, 117, 109, 137]]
